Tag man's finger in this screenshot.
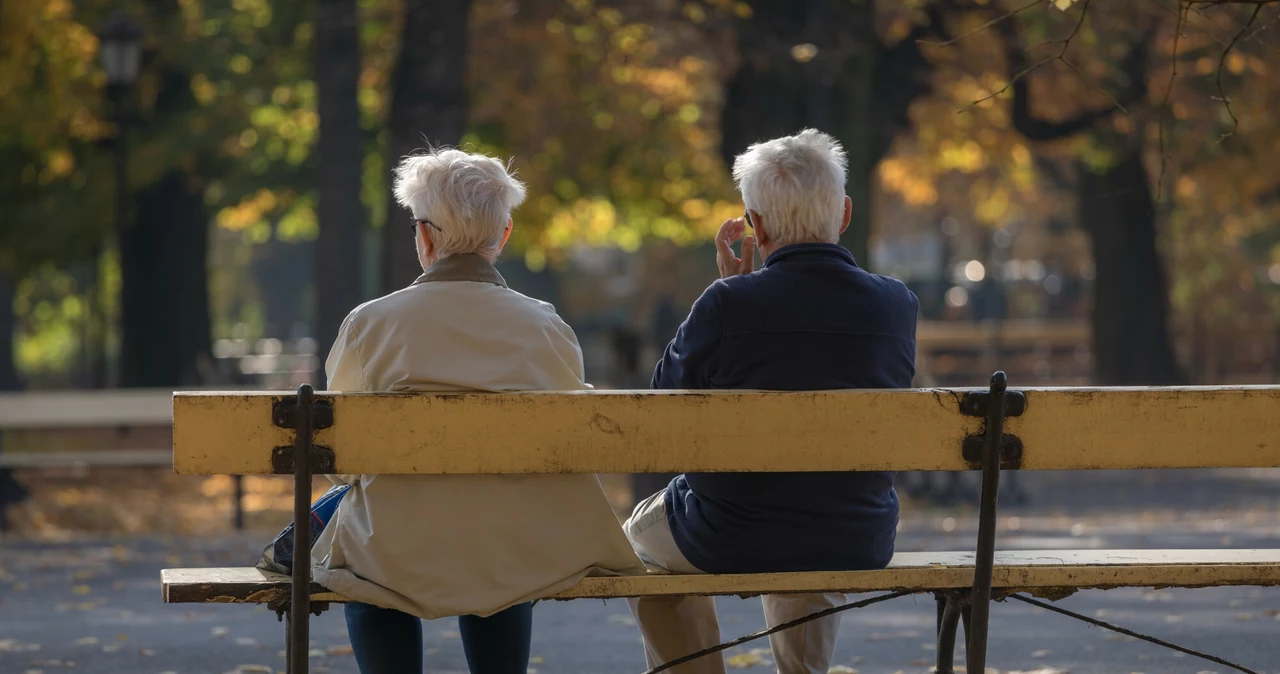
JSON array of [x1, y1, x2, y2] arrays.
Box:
[[740, 235, 756, 273], [714, 231, 736, 260]]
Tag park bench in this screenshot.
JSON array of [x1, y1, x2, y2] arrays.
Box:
[[0, 388, 250, 530], [160, 373, 1280, 674]]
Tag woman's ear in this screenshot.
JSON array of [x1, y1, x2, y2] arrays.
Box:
[[500, 217, 514, 249]]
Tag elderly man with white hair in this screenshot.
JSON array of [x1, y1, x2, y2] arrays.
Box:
[[313, 148, 644, 674], [624, 130, 919, 674]]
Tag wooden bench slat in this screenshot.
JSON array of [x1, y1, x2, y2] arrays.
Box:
[[161, 549, 1280, 604], [0, 449, 173, 468], [172, 387, 1280, 475]]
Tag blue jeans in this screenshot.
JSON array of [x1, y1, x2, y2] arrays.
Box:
[[344, 601, 533, 674]]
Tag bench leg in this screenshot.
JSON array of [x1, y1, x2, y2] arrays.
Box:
[[935, 593, 962, 674], [233, 475, 245, 530], [288, 385, 316, 674], [966, 372, 1009, 674]]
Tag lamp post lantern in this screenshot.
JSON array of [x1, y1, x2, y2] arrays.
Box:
[[98, 12, 143, 89]]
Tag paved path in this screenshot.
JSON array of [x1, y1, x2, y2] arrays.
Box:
[[3, 469, 1280, 674]]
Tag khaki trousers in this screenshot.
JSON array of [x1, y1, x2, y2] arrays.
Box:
[[623, 490, 845, 674]]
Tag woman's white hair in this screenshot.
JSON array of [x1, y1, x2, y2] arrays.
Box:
[[731, 129, 848, 247], [392, 148, 527, 261]]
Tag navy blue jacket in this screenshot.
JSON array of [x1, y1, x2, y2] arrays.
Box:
[[654, 243, 918, 573]]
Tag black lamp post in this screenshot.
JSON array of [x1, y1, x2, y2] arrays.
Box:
[[95, 12, 142, 388]]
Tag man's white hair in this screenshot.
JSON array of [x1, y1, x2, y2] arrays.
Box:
[[731, 129, 848, 247], [392, 148, 527, 261]]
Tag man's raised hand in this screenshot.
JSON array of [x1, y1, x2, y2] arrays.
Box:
[[715, 217, 756, 279]]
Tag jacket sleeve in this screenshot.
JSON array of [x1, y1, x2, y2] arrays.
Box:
[[651, 283, 722, 390], [325, 312, 367, 393], [323, 312, 365, 485]]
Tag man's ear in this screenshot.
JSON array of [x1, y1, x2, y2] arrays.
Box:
[[839, 196, 852, 235], [500, 217, 514, 249], [748, 209, 769, 246]]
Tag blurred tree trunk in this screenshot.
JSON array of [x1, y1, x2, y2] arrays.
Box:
[[314, 0, 366, 386], [0, 277, 18, 391], [380, 0, 472, 294], [719, 0, 937, 270], [1004, 25, 1182, 385], [1078, 150, 1181, 384], [119, 171, 212, 387]]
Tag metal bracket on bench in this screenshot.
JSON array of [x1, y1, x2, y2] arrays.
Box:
[[962, 434, 1023, 470], [271, 445, 336, 475], [959, 389, 1026, 418], [272, 396, 334, 431], [960, 385, 1025, 471]]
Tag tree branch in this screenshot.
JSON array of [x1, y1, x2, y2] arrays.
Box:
[[1215, 2, 1265, 142], [960, 0, 1092, 112]]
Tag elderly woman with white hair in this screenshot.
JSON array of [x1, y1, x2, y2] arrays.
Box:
[[312, 148, 643, 674]]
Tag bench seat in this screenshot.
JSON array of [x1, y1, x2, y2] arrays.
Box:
[[162, 549, 1280, 605]]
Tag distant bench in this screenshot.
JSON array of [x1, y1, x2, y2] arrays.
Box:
[[0, 389, 242, 530], [161, 374, 1280, 674]]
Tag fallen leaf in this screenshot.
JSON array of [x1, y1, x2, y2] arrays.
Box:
[[907, 660, 930, 667], [437, 631, 460, 639], [1031, 649, 1052, 658], [1164, 615, 1183, 624], [139, 649, 155, 657], [308, 649, 326, 658], [1263, 608, 1280, 617], [526, 669, 538, 674], [211, 627, 230, 638], [235, 638, 258, 646], [920, 643, 936, 651], [111, 582, 126, 591], [24, 669, 43, 674], [1235, 612, 1255, 621], [326, 645, 353, 656], [828, 667, 858, 674], [726, 652, 764, 668], [116, 634, 128, 642], [74, 637, 99, 646], [101, 644, 121, 653], [233, 666, 273, 674], [606, 615, 636, 627], [71, 586, 91, 596], [426, 648, 440, 655], [529, 656, 544, 664]]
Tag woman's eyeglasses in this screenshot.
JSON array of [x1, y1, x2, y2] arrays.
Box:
[[409, 218, 443, 234]]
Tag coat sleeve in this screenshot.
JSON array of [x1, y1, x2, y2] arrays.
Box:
[[323, 312, 365, 485], [325, 312, 367, 392], [651, 283, 722, 390]]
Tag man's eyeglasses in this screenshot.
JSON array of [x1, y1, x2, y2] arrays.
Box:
[[409, 217, 443, 234]]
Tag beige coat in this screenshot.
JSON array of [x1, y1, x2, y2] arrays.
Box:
[[310, 254, 644, 619]]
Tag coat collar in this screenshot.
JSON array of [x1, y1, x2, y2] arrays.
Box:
[[412, 253, 508, 288], [764, 242, 858, 268]]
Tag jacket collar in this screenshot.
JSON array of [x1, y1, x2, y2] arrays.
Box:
[[763, 242, 858, 268], [412, 253, 508, 288]]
